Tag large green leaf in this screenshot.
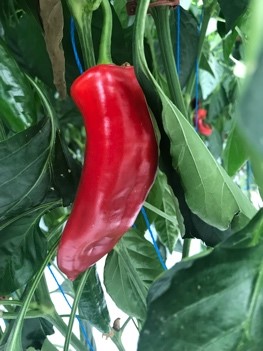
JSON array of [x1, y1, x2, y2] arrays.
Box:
[[238, 46, 263, 158], [135, 169, 165, 230], [217, 0, 250, 32], [160, 93, 256, 231], [0, 207, 48, 294], [74, 267, 111, 334], [104, 229, 163, 321], [0, 118, 54, 220], [138, 209, 263, 351], [0, 6, 54, 89], [21, 318, 54, 350], [223, 123, 248, 176], [154, 172, 184, 253], [170, 6, 199, 88], [0, 38, 36, 131]]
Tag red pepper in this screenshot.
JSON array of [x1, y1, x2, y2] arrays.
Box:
[[197, 118, 213, 136], [194, 108, 212, 136], [57, 64, 158, 280]]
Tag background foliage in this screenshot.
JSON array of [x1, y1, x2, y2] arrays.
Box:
[[0, 0, 262, 350]]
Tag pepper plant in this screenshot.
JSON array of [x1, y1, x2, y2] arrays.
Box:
[[0, 0, 263, 350]]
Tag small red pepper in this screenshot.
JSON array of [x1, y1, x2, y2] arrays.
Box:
[[57, 64, 158, 280], [194, 108, 213, 136]]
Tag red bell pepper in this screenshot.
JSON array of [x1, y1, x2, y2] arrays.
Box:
[[57, 64, 158, 280]]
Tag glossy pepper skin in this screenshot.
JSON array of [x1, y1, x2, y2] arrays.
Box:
[[57, 64, 158, 280]]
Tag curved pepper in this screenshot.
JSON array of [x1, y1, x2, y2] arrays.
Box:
[[194, 108, 213, 136], [57, 64, 158, 280]]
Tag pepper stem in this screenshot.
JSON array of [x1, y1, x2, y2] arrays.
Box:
[[66, 0, 103, 69], [98, 0, 113, 64], [151, 6, 188, 118]]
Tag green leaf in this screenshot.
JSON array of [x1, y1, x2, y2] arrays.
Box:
[[238, 46, 263, 158], [199, 53, 215, 77], [51, 133, 81, 207], [0, 9, 54, 89], [104, 229, 163, 321], [21, 318, 54, 350], [207, 85, 228, 121], [250, 153, 263, 200], [135, 169, 165, 230], [223, 123, 248, 176], [160, 93, 256, 231], [154, 172, 184, 253], [0, 118, 55, 220], [74, 267, 111, 334], [0, 207, 48, 294], [112, 0, 129, 28], [217, 0, 249, 32], [138, 209, 263, 351], [170, 6, 199, 88], [41, 338, 58, 351], [199, 54, 224, 99], [0, 38, 36, 131]]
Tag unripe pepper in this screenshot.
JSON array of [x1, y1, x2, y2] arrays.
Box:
[[57, 64, 158, 280]]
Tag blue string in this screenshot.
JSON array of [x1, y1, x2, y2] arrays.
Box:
[[70, 17, 84, 74], [194, 9, 204, 132], [176, 5, 181, 75], [47, 264, 94, 351], [141, 207, 167, 271]]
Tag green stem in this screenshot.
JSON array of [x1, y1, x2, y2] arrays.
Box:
[[66, 0, 101, 69], [47, 312, 85, 351], [98, 0, 113, 64], [111, 333, 126, 351], [0, 120, 6, 141], [63, 269, 91, 351], [185, 4, 216, 106], [3, 240, 59, 351], [1, 311, 45, 320], [151, 7, 187, 117], [0, 300, 22, 307], [182, 238, 192, 258]]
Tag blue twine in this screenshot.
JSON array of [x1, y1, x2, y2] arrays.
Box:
[[176, 5, 181, 75], [194, 9, 204, 132], [70, 17, 84, 74], [47, 264, 94, 351], [141, 207, 167, 271]]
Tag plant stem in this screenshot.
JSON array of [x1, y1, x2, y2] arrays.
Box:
[[97, 0, 113, 64], [66, 0, 100, 69], [111, 333, 126, 351], [151, 6, 187, 117], [1, 311, 45, 319], [0, 300, 22, 307], [47, 312, 85, 351], [3, 240, 59, 351], [182, 238, 191, 258], [63, 269, 91, 351], [0, 120, 6, 141], [185, 3, 216, 106]]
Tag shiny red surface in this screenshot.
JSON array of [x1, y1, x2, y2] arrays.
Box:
[[57, 64, 158, 280]]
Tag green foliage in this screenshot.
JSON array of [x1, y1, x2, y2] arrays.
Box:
[[0, 0, 262, 350], [138, 210, 263, 351], [104, 229, 163, 321], [0, 38, 36, 131], [0, 208, 48, 294], [74, 267, 111, 334], [0, 118, 54, 220]]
